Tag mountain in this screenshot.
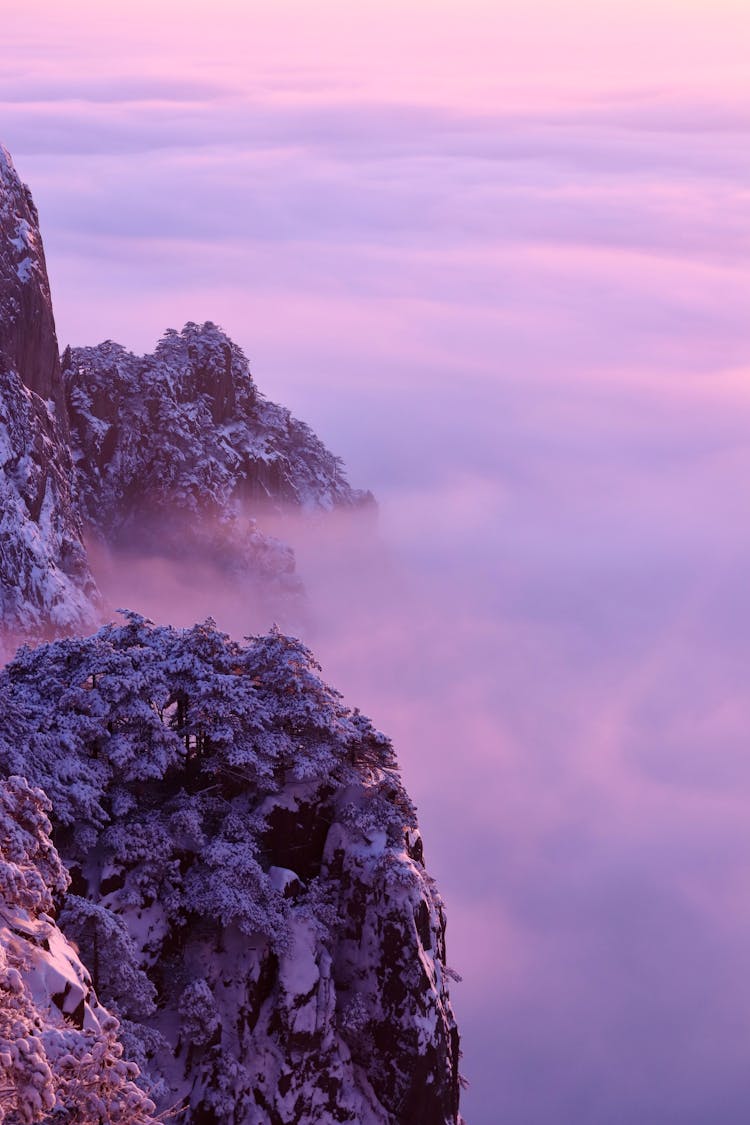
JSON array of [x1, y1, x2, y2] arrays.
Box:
[[64, 323, 373, 537], [0, 616, 463, 1124], [0, 146, 100, 649], [0, 145, 65, 418], [62, 323, 374, 592], [0, 143, 464, 1123]]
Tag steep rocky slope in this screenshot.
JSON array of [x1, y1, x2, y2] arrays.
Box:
[[0, 142, 464, 1124], [0, 616, 463, 1124], [1, 144, 371, 635], [0, 774, 159, 1123], [0, 146, 100, 649], [62, 323, 373, 585], [0, 146, 65, 418], [0, 368, 100, 649]]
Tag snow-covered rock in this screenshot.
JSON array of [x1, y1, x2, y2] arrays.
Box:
[[62, 322, 373, 587], [0, 617, 463, 1124], [0, 369, 101, 652], [2, 141, 374, 637], [0, 146, 65, 418], [0, 148, 101, 651], [0, 774, 159, 1123]]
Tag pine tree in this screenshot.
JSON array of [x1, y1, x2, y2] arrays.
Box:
[[0, 777, 159, 1124]]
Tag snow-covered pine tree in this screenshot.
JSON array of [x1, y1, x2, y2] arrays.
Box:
[[0, 776, 159, 1124], [0, 616, 462, 1125]]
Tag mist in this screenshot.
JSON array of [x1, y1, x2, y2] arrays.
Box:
[[4, 0, 750, 1119], [89, 366, 750, 1122]]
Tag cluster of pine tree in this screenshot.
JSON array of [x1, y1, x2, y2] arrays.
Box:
[[0, 614, 438, 1123]]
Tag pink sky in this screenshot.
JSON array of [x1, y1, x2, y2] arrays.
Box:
[[4, 3, 750, 1121], [6, 0, 750, 102]]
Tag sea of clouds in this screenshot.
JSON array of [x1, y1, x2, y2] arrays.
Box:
[[4, 3, 750, 1119]]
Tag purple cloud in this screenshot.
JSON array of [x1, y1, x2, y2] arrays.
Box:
[[4, 10, 750, 1121]]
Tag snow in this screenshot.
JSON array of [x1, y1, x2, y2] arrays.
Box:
[[279, 918, 320, 998], [268, 865, 299, 894], [0, 619, 463, 1122], [62, 321, 373, 592], [0, 371, 100, 640], [10, 219, 35, 253], [0, 777, 158, 1123], [25, 923, 88, 1023]]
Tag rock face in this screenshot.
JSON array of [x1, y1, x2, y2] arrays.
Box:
[[63, 323, 374, 579], [0, 617, 463, 1124], [0, 775, 159, 1123], [0, 148, 100, 649], [0, 145, 65, 419], [0, 368, 100, 648]]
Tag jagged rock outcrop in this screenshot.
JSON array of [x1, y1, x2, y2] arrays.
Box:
[[0, 146, 66, 420], [0, 617, 463, 1124], [62, 323, 374, 583], [0, 148, 100, 649], [0, 369, 100, 649], [1, 142, 372, 637], [0, 774, 159, 1123]]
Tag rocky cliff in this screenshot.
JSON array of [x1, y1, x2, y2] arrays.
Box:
[[0, 147, 100, 649], [0, 146, 370, 636], [62, 323, 373, 586], [0, 146, 65, 418], [0, 774, 159, 1123]]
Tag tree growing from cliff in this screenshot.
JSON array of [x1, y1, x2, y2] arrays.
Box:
[[0, 614, 398, 830], [0, 614, 404, 988]]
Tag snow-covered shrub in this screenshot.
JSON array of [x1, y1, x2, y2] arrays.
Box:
[[177, 980, 219, 1048], [63, 322, 373, 549], [0, 777, 158, 1124], [0, 940, 56, 1124], [0, 615, 398, 835], [58, 896, 157, 1021], [0, 776, 68, 915], [0, 618, 462, 1124]]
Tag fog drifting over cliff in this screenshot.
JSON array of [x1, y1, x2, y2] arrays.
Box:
[[91, 365, 750, 1122]]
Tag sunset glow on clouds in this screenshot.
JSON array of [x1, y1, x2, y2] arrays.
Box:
[[4, 2, 750, 1121]]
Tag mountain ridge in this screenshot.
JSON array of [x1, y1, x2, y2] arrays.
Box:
[[0, 143, 465, 1124], [0, 146, 101, 649], [62, 320, 373, 595]]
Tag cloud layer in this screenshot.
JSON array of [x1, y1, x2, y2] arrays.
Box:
[[3, 3, 750, 1122]]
